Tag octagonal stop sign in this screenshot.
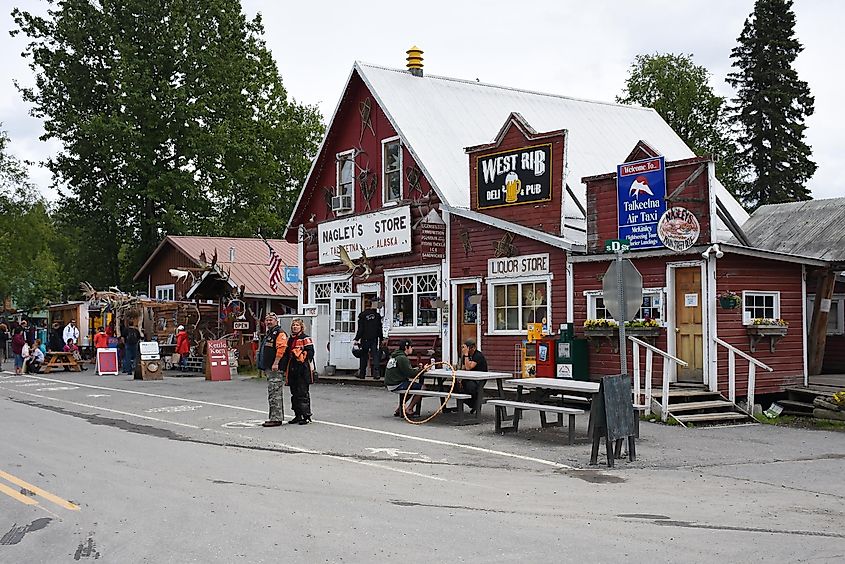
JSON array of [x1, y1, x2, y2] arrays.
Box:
[[602, 259, 644, 321]]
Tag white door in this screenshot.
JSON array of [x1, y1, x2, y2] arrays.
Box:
[[330, 293, 360, 369]]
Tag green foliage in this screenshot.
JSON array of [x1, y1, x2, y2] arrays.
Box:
[[12, 0, 324, 288], [0, 128, 64, 311], [726, 0, 816, 209], [617, 53, 744, 199]]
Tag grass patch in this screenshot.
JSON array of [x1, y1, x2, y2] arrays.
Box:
[[754, 413, 845, 431]]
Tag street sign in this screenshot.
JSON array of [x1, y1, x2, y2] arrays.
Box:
[[604, 239, 631, 253], [602, 259, 643, 321]]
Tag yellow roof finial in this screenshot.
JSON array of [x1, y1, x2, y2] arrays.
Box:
[[406, 46, 424, 77]]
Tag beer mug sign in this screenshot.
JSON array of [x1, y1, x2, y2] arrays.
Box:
[[504, 171, 522, 203]]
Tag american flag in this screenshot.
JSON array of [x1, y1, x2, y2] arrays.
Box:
[[264, 238, 283, 292]]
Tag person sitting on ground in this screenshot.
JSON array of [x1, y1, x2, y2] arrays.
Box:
[[459, 338, 488, 413], [384, 339, 426, 418], [24, 339, 44, 373]]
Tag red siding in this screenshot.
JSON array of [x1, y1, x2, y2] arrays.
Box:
[[449, 215, 567, 373], [586, 157, 714, 254], [467, 122, 565, 236]]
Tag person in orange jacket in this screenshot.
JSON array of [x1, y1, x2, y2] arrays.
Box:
[[93, 327, 109, 349], [175, 325, 190, 370]]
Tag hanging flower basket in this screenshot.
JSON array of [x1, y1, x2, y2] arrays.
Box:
[[717, 290, 741, 310]]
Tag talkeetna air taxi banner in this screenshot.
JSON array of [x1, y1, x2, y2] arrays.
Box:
[[617, 156, 667, 250], [477, 144, 552, 209]]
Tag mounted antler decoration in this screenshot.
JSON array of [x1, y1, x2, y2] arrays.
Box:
[[358, 169, 377, 211], [338, 246, 372, 280], [298, 224, 316, 245], [323, 187, 335, 216], [406, 165, 424, 200], [359, 97, 376, 142], [459, 230, 472, 256], [494, 232, 518, 258]]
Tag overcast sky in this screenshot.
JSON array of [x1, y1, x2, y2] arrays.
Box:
[[2, 0, 842, 201]]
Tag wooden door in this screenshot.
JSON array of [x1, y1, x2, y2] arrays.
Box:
[[457, 285, 478, 359], [674, 267, 703, 382]]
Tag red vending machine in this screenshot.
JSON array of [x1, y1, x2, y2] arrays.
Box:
[[534, 335, 557, 378]]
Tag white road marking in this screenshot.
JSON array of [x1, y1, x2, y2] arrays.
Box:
[[2, 374, 576, 470], [15, 382, 46, 387], [146, 405, 202, 413], [87, 394, 110, 398], [222, 420, 266, 428], [36, 386, 79, 392], [3, 379, 37, 384], [366, 448, 420, 457]]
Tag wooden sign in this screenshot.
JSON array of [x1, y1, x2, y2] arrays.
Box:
[[589, 374, 637, 467], [420, 222, 446, 259], [205, 339, 231, 381], [96, 349, 119, 375]]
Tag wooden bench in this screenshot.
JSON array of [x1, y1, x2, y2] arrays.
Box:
[[487, 399, 586, 444], [392, 389, 472, 424]]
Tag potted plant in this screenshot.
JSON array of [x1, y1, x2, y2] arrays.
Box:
[[747, 318, 789, 352], [583, 318, 663, 350], [717, 290, 742, 309], [624, 318, 662, 340]]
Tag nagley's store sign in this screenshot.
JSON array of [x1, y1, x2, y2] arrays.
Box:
[[476, 144, 553, 209], [488, 253, 550, 278], [318, 206, 412, 265]]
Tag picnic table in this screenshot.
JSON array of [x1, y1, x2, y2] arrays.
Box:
[[41, 351, 82, 373], [425, 368, 513, 417]]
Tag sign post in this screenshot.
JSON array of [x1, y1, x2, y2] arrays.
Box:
[[602, 244, 643, 377]]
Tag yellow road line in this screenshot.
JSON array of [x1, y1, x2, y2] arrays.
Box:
[[0, 470, 80, 511], [0, 482, 39, 506]]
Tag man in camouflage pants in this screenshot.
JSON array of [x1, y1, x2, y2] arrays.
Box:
[[260, 313, 288, 427]]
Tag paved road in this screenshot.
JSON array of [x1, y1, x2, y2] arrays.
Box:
[[1, 370, 844, 563]]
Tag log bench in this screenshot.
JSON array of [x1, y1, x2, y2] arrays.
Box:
[[487, 399, 586, 444]]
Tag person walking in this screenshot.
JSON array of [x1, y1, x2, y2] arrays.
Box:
[[0, 322, 9, 367], [175, 325, 190, 370], [282, 318, 315, 425], [122, 323, 141, 375], [11, 327, 26, 375], [260, 313, 289, 428], [354, 298, 383, 379], [63, 319, 80, 346]]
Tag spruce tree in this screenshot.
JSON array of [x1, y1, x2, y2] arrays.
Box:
[[727, 0, 816, 209]]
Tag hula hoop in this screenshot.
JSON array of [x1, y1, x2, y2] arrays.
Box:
[[401, 360, 456, 425]]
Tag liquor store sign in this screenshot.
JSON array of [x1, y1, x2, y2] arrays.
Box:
[[318, 206, 412, 265], [488, 253, 550, 279], [476, 144, 552, 209]]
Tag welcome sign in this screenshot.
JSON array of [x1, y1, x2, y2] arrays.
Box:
[[617, 156, 667, 250], [477, 144, 552, 209]]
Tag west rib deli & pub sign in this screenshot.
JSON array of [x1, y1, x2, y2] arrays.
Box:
[[476, 144, 552, 209]]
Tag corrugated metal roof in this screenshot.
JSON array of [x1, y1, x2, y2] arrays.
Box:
[[356, 62, 749, 237], [730, 198, 845, 265], [167, 236, 298, 297]]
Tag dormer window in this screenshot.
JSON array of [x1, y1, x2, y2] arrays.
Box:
[[333, 150, 355, 214], [383, 137, 402, 202]]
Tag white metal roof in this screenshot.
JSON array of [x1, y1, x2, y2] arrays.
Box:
[[355, 62, 748, 238]]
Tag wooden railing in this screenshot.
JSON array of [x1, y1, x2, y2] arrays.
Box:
[[713, 337, 773, 415], [629, 336, 689, 422]]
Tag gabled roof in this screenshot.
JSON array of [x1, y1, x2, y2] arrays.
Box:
[[134, 236, 298, 298], [353, 62, 749, 236], [729, 197, 845, 268]]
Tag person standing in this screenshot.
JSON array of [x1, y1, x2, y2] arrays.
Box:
[[459, 338, 488, 413], [354, 298, 383, 379], [63, 320, 80, 347], [260, 313, 288, 427], [122, 323, 141, 375], [11, 327, 26, 375], [48, 321, 64, 352], [0, 322, 9, 367], [21, 320, 35, 346], [282, 318, 315, 425], [93, 326, 109, 349], [175, 325, 190, 370]]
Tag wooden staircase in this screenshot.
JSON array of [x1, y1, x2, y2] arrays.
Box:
[[651, 385, 755, 426], [781, 384, 840, 416]]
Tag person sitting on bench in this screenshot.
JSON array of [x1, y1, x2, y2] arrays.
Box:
[[459, 338, 488, 413], [24, 339, 44, 374], [385, 339, 425, 417]]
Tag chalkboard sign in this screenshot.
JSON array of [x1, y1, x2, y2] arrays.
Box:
[[590, 374, 637, 467]]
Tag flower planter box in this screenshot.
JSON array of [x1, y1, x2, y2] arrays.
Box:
[[747, 325, 788, 352], [584, 326, 661, 352]]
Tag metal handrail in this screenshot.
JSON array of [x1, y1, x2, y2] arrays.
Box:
[[629, 336, 688, 422], [713, 337, 773, 414]]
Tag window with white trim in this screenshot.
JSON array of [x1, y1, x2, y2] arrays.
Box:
[[336, 150, 355, 213], [156, 284, 175, 301], [383, 137, 402, 202], [807, 295, 844, 335], [388, 272, 439, 329], [586, 290, 664, 322], [491, 280, 550, 332], [311, 279, 352, 306], [742, 291, 780, 323]]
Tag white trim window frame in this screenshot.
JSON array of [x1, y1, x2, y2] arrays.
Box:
[[382, 136, 402, 204], [742, 290, 780, 324], [583, 288, 666, 324], [807, 294, 844, 335], [385, 267, 440, 334], [156, 284, 175, 301], [487, 275, 552, 336], [308, 275, 352, 307], [336, 149, 355, 215]]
